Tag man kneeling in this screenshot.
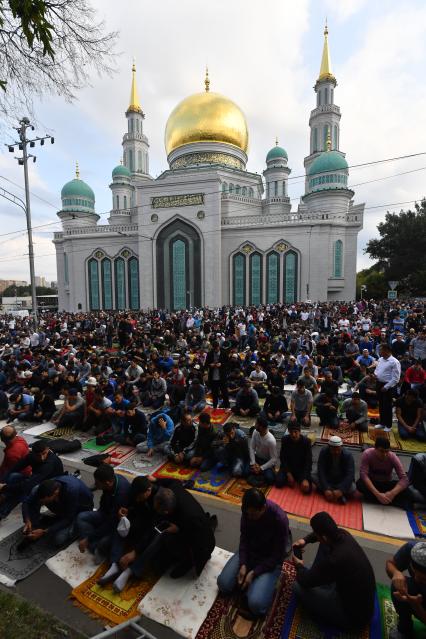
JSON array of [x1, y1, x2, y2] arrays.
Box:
[[217, 488, 289, 619]]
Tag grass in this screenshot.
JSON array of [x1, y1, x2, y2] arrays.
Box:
[[0, 590, 86, 639]]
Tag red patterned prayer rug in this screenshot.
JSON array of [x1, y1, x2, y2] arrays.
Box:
[[153, 461, 199, 481], [194, 406, 232, 426], [321, 423, 362, 446], [218, 478, 271, 505]]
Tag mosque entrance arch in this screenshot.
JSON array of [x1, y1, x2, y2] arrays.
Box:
[[156, 219, 202, 310]]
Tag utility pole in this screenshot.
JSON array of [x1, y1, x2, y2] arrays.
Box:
[[6, 119, 54, 323]]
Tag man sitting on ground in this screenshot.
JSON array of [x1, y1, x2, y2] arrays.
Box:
[[248, 415, 278, 486], [357, 436, 409, 508], [30, 390, 56, 423], [289, 380, 313, 428], [52, 388, 85, 430], [275, 422, 312, 493], [232, 380, 260, 417], [185, 411, 220, 471], [386, 541, 426, 639], [314, 391, 339, 428], [217, 488, 289, 619], [183, 378, 206, 414], [137, 412, 174, 457], [219, 422, 250, 478], [22, 476, 93, 547], [7, 391, 34, 423], [77, 464, 130, 559], [396, 389, 426, 442], [314, 436, 355, 504], [261, 386, 289, 424], [293, 511, 376, 632], [342, 392, 369, 432], [165, 410, 196, 464], [0, 426, 30, 481]]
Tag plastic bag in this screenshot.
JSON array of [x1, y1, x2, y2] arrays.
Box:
[[117, 516, 130, 538]]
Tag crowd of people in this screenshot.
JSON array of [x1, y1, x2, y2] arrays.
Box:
[[0, 300, 425, 636]]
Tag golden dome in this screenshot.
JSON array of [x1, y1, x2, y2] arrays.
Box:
[[165, 76, 249, 156]]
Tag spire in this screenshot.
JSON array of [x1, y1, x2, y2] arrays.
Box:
[[128, 61, 143, 114], [318, 20, 336, 82], [75, 161, 80, 179], [275, 137, 279, 146], [204, 66, 210, 92]]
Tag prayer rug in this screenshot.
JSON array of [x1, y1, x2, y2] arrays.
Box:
[[82, 437, 115, 453], [138, 547, 232, 639], [194, 406, 232, 426], [407, 509, 426, 538], [280, 585, 382, 638], [310, 493, 363, 531], [46, 541, 99, 588], [233, 415, 257, 430], [39, 425, 78, 440], [115, 452, 164, 476], [195, 560, 294, 639], [376, 583, 424, 638], [368, 407, 380, 420], [362, 503, 415, 539], [71, 562, 159, 625], [0, 527, 62, 585], [153, 461, 199, 481], [268, 486, 314, 519], [101, 444, 137, 467], [361, 427, 400, 450], [23, 423, 56, 436], [394, 435, 426, 454], [218, 477, 271, 505], [191, 466, 232, 496], [321, 424, 361, 446]]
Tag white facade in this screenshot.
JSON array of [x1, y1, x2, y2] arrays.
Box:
[[54, 32, 364, 312]]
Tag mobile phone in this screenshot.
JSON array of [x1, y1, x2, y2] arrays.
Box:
[[293, 545, 303, 560], [154, 520, 169, 534]]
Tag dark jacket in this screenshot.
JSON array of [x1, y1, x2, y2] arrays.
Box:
[[99, 474, 131, 523], [205, 349, 229, 383], [22, 474, 93, 535], [264, 394, 289, 414], [297, 529, 376, 629], [223, 428, 249, 462], [7, 450, 64, 495], [279, 434, 312, 480], [192, 425, 218, 457], [169, 424, 196, 454], [317, 446, 355, 493]]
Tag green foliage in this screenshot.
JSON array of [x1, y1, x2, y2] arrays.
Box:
[[356, 265, 387, 299], [365, 199, 426, 295], [2, 285, 56, 297]]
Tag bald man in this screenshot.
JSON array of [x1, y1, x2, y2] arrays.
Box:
[[0, 426, 30, 481]]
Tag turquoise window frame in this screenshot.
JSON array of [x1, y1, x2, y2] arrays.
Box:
[[266, 252, 279, 304], [233, 253, 245, 306], [115, 257, 126, 309], [284, 251, 297, 303], [128, 257, 139, 310], [334, 240, 343, 278], [172, 239, 187, 310], [88, 258, 100, 310], [249, 252, 262, 306], [101, 258, 113, 310]]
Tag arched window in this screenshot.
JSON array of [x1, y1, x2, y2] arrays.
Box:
[[129, 119, 134, 133], [145, 153, 149, 173], [323, 126, 328, 150], [274, 181, 278, 196], [249, 187, 254, 197], [235, 185, 241, 195], [123, 151, 126, 167], [222, 182, 227, 192], [334, 240, 343, 278], [324, 88, 329, 104], [318, 90, 322, 105], [284, 251, 298, 303], [313, 128, 318, 152], [331, 88, 334, 103], [135, 119, 139, 132], [115, 257, 126, 309], [229, 183, 234, 193], [249, 252, 262, 306], [128, 257, 139, 310], [172, 239, 186, 310], [88, 259, 100, 310], [233, 253, 245, 306], [124, 195, 127, 209], [64, 253, 69, 285], [115, 195, 119, 209], [101, 258, 113, 310], [138, 150, 142, 172], [242, 186, 247, 196], [128, 150, 133, 172], [266, 252, 279, 304], [334, 125, 338, 150]]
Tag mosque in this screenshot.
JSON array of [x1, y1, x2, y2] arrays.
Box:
[[53, 25, 364, 312]]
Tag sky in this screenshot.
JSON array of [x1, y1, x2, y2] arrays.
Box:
[[0, 0, 425, 284]]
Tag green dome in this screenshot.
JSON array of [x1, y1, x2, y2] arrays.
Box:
[[61, 178, 95, 202], [112, 164, 131, 178], [308, 151, 348, 176], [266, 145, 288, 162]]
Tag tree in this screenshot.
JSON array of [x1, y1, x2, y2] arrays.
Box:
[[1, 284, 56, 297], [356, 265, 387, 299], [0, 0, 117, 123], [365, 199, 426, 295]]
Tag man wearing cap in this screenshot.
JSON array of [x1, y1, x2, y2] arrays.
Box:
[[357, 437, 409, 507], [292, 511, 376, 631], [276, 422, 312, 492], [314, 436, 355, 504], [289, 380, 313, 427], [386, 541, 426, 638], [374, 343, 401, 432]]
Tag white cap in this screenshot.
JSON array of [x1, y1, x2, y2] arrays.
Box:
[[86, 377, 98, 386], [329, 435, 343, 447]]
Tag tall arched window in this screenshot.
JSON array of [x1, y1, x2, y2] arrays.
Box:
[[124, 195, 127, 209], [334, 240, 343, 277], [128, 257, 139, 309], [236, 185, 241, 195], [233, 253, 245, 306], [115, 257, 126, 309], [64, 253, 69, 285], [138, 150, 142, 171], [334, 125, 339, 150], [266, 252, 279, 304], [88, 259, 100, 310], [331, 88, 334, 103], [242, 186, 247, 196], [324, 88, 329, 104], [222, 182, 227, 192], [313, 128, 318, 152], [128, 150, 133, 172], [249, 187, 254, 197], [172, 239, 186, 309], [101, 258, 113, 310], [123, 151, 126, 167], [229, 183, 234, 193], [323, 126, 328, 150], [284, 251, 297, 303], [249, 252, 262, 306], [115, 195, 119, 209]]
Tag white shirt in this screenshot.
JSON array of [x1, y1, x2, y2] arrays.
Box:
[[375, 355, 401, 390], [249, 430, 278, 470]]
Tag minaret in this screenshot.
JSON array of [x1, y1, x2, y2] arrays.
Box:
[[304, 22, 342, 188], [263, 138, 291, 214], [122, 62, 150, 179]]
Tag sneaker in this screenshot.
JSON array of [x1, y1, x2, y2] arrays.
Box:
[[374, 424, 392, 432]]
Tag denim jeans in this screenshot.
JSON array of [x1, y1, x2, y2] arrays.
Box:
[[136, 441, 169, 454], [217, 552, 281, 617], [397, 420, 426, 441], [76, 510, 113, 553], [0, 471, 30, 519]]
